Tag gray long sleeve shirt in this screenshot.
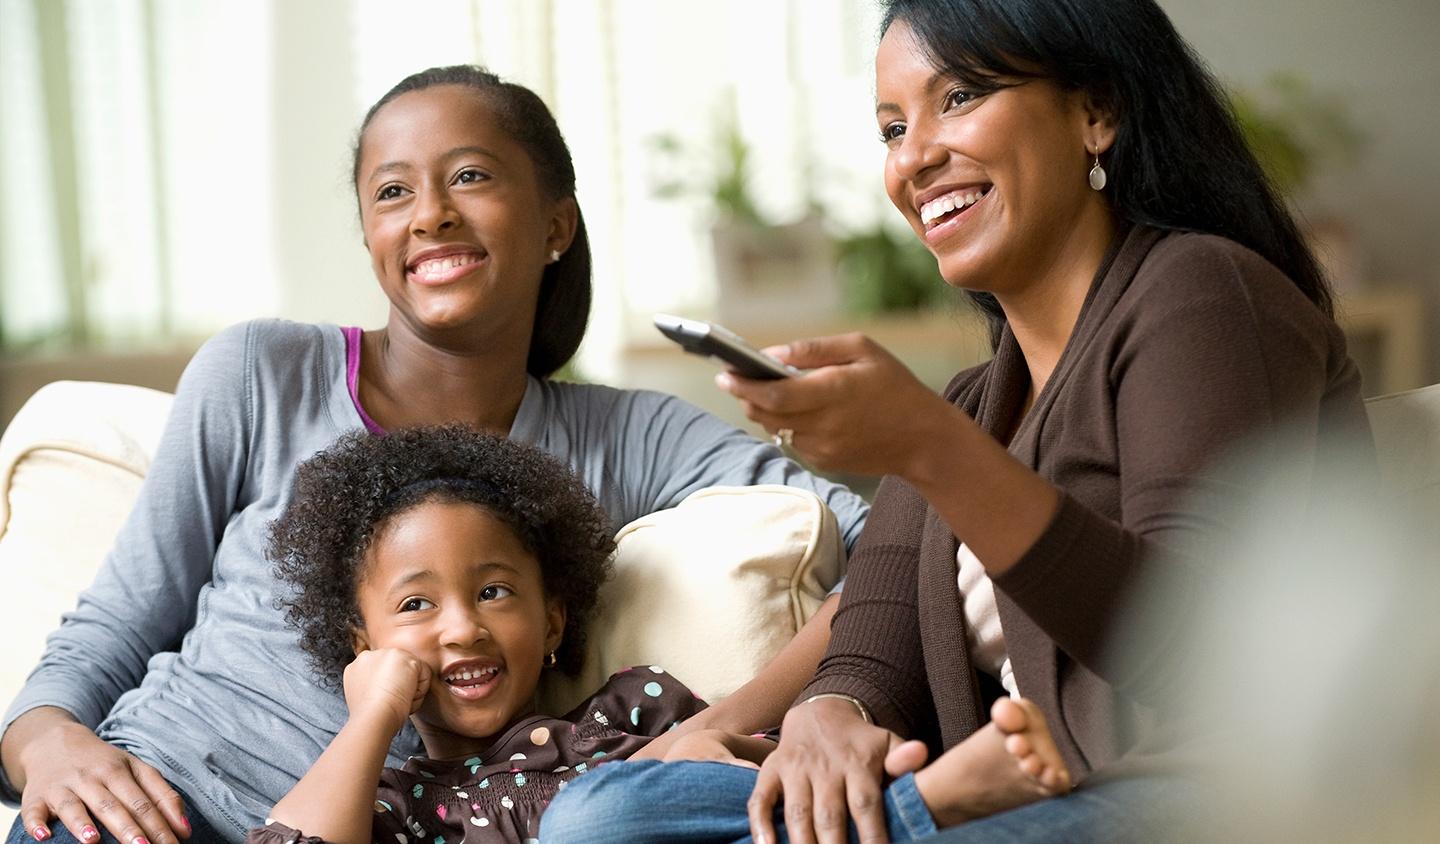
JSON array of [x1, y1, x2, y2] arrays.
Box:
[[1, 319, 867, 839]]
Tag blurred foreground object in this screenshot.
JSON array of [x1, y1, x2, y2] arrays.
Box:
[[1125, 383, 1439, 840]]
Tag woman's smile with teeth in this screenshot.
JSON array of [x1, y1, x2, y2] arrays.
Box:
[[920, 187, 992, 229]]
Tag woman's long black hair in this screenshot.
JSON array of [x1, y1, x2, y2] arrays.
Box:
[[882, 0, 1333, 343]]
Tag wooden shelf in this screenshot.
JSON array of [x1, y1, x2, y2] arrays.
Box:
[[1336, 287, 1428, 396]]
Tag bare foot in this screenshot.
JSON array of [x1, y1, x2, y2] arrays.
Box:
[[992, 698, 1071, 793], [912, 697, 1072, 828]]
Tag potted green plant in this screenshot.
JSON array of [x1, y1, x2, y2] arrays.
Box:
[[1231, 72, 1364, 198], [832, 222, 944, 315], [1231, 73, 1367, 291], [648, 97, 840, 327]]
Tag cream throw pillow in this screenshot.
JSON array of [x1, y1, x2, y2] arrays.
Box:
[[539, 484, 844, 714]]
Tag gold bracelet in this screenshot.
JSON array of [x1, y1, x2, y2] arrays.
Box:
[[802, 692, 872, 724]]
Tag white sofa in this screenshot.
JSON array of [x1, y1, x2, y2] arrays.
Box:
[[2, 378, 1438, 832]]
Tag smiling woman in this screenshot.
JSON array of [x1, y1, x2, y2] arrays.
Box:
[[875, 41, 1116, 310], [538, 1, 1372, 842]]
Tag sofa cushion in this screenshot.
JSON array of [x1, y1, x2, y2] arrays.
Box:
[[538, 483, 843, 713]]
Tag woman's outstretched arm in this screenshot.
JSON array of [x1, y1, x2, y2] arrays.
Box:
[[722, 241, 1360, 705]]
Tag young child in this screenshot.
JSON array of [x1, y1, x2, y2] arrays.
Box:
[[248, 424, 704, 844]]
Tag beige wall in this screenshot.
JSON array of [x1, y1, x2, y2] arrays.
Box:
[[1160, 0, 1440, 383]]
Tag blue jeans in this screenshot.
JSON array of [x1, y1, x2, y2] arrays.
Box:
[[539, 760, 937, 843], [5, 790, 226, 844], [899, 776, 1201, 843], [538, 760, 1200, 843]]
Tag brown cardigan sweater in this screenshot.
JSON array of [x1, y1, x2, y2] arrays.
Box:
[[802, 223, 1372, 780]]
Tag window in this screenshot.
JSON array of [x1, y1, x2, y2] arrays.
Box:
[[1, 0, 885, 379]]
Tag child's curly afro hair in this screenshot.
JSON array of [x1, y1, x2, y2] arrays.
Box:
[[268, 424, 614, 686]]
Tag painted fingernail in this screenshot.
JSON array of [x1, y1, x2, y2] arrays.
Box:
[[180, 816, 192, 833], [31, 826, 50, 842], [80, 827, 98, 842], [134, 837, 150, 844]]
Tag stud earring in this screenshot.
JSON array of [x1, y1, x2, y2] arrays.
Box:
[[1088, 147, 1107, 191], [548, 249, 561, 263], [546, 651, 557, 668]]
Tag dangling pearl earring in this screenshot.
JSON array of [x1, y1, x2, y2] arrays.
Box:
[[1088, 147, 1107, 191], [548, 249, 561, 263]]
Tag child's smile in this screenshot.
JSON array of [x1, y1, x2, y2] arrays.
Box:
[[440, 656, 503, 700], [353, 499, 565, 759]]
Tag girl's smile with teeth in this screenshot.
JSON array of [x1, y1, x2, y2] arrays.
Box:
[[412, 253, 483, 278], [443, 664, 501, 684], [441, 662, 504, 701], [406, 250, 487, 285]]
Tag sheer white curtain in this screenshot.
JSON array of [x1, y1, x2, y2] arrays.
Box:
[[0, 0, 884, 376], [0, 0, 278, 349], [541, 0, 887, 379], [0, 0, 68, 348]]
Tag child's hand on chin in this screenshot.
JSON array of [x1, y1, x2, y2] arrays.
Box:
[[343, 648, 431, 731]]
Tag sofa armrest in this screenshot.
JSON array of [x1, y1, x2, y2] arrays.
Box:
[[0, 381, 175, 822], [1365, 382, 1440, 507], [1, 380, 173, 531], [1, 380, 174, 668]]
